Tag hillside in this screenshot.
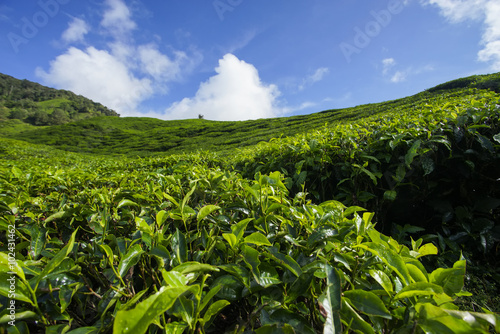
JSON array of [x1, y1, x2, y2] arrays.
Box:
[[0, 72, 500, 333], [2, 72, 500, 156], [0, 73, 119, 127]]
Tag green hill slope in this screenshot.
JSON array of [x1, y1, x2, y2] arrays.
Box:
[[1, 72, 500, 332], [3, 72, 500, 156], [0, 73, 119, 127]]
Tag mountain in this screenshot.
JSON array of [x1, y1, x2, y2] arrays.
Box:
[[1, 72, 499, 156], [0, 73, 119, 128]]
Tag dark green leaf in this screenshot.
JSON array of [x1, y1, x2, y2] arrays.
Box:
[[35, 228, 78, 291], [266, 247, 302, 277], [318, 264, 341, 334], [172, 228, 188, 264], [117, 244, 144, 278], [30, 226, 46, 260]]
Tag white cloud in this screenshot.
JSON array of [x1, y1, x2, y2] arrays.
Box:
[[422, 0, 486, 22], [138, 44, 187, 82], [61, 17, 89, 44], [37, 0, 202, 117], [298, 67, 329, 91], [101, 0, 136, 36], [381, 57, 433, 83], [478, 1, 500, 70], [36, 47, 153, 114], [165, 54, 281, 121], [421, 0, 500, 70], [391, 71, 408, 83], [382, 58, 396, 75]]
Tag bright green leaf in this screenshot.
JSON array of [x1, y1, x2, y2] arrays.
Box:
[[244, 232, 272, 246], [113, 286, 193, 334], [343, 290, 392, 319]]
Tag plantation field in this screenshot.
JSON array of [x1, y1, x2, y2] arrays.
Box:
[[2, 72, 499, 156], [1, 72, 500, 333]]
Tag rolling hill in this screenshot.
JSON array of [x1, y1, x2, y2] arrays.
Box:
[[1, 72, 500, 332], [0, 73, 119, 129], [2, 72, 499, 156]]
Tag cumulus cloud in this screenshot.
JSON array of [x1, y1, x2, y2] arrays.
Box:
[[138, 44, 187, 82], [36, 47, 153, 113], [422, 0, 500, 70], [37, 0, 201, 116], [61, 17, 89, 44], [165, 54, 281, 121], [101, 0, 136, 37]]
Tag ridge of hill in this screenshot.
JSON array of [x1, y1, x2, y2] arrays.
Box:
[[2, 72, 499, 156], [0, 73, 119, 130]]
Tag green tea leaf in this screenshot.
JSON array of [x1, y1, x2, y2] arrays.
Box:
[[113, 286, 192, 334], [242, 245, 261, 285], [356, 242, 411, 285], [60, 283, 83, 313], [231, 218, 253, 242], [161, 270, 188, 287], [171, 295, 195, 328], [407, 263, 428, 283], [222, 233, 237, 249], [244, 232, 272, 246], [135, 217, 153, 236], [202, 299, 230, 327], [66, 327, 99, 334], [117, 244, 144, 278], [493, 132, 500, 144], [172, 228, 188, 264], [172, 261, 219, 275], [99, 244, 115, 266], [156, 210, 168, 227], [35, 228, 78, 291], [340, 298, 375, 334], [417, 243, 438, 258], [318, 264, 341, 334], [416, 303, 476, 334], [0, 252, 25, 281], [343, 290, 392, 319], [405, 139, 421, 167], [395, 282, 444, 300], [164, 322, 188, 334], [199, 285, 222, 313], [383, 190, 397, 201], [44, 211, 66, 223], [30, 226, 46, 260], [267, 247, 302, 277], [117, 199, 139, 209], [429, 259, 466, 296], [0, 273, 33, 305], [369, 269, 393, 294], [197, 205, 221, 222]]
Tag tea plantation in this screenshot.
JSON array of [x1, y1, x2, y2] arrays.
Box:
[[1, 73, 500, 333]]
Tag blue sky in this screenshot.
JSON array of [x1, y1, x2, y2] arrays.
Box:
[[1, 0, 499, 121]]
